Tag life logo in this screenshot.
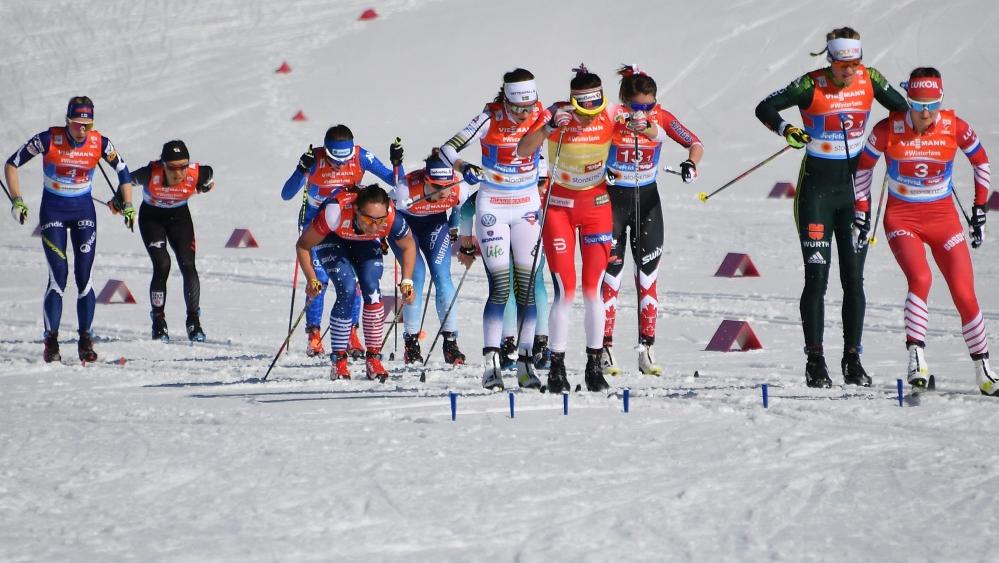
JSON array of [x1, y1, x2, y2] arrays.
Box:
[[485, 245, 504, 258], [480, 213, 497, 227]]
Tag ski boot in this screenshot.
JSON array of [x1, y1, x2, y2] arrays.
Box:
[[841, 347, 871, 387], [78, 330, 98, 364], [517, 354, 542, 389], [43, 331, 61, 363], [974, 353, 997, 396], [151, 310, 169, 342], [907, 342, 931, 390], [403, 332, 423, 364], [348, 325, 365, 360], [442, 332, 465, 365], [638, 339, 662, 376], [306, 325, 325, 357], [532, 334, 551, 369], [330, 351, 351, 381], [499, 336, 517, 370], [546, 351, 571, 394], [186, 311, 206, 342], [365, 348, 389, 383], [585, 348, 610, 392], [481, 350, 504, 390], [600, 345, 621, 376], [805, 352, 832, 388]]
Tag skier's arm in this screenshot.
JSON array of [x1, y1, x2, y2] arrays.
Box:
[[4, 131, 50, 200], [281, 169, 307, 201], [868, 67, 909, 112], [853, 119, 890, 212], [956, 116, 991, 206], [440, 110, 491, 170], [517, 106, 555, 157], [659, 109, 704, 166], [360, 147, 400, 188], [296, 203, 339, 287], [755, 75, 815, 136], [101, 136, 133, 204]]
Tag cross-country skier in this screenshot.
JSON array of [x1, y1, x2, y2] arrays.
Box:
[[130, 140, 214, 342], [754, 27, 908, 388], [296, 184, 417, 381], [4, 96, 135, 363], [517, 64, 616, 393], [281, 125, 402, 359], [852, 67, 996, 395], [440, 67, 548, 391], [600, 64, 704, 377], [389, 149, 470, 366]]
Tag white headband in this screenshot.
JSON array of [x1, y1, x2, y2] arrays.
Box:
[[826, 38, 862, 61], [570, 88, 603, 103], [503, 80, 538, 103]]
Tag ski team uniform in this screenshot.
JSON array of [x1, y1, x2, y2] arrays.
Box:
[[281, 147, 397, 335], [6, 127, 132, 336], [854, 110, 991, 357], [390, 168, 469, 337], [532, 102, 615, 353], [308, 192, 411, 355], [755, 65, 907, 354], [441, 100, 547, 357], [602, 103, 702, 346], [132, 161, 213, 320]]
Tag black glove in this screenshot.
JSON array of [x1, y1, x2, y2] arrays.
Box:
[[852, 209, 871, 252], [380, 238, 389, 255], [297, 145, 316, 173], [970, 204, 987, 249], [197, 165, 214, 193], [679, 159, 697, 184], [108, 188, 126, 214], [460, 163, 483, 185], [449, 227, 458, 243], [390, 138, 404, 166]]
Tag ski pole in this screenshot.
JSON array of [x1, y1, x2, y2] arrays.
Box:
[[418, 279, 434, 337], [632, 132, 642, 341], [660, 165, 682, 176], [697, 145, 793, 202], [97, 161, 119, 198], [419, 264, 471, 383], [951, 185, 972, 225], [0, 177, 13, 203], [392, 259, 399, 359], [380, 292, 405, 350], [868, 172, 889, 246], [513, 128, 566, 355], [262, 296, 314, 381], [286, 194, 308, 352]]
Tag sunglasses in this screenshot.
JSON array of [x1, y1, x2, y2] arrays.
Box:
[[628, 101, 656, 112], [908, 99, 942, 112], [66, 119, 94, 131], [505, 101, 534, 115], [164, 161, 189, 171], [831, 59, 861, 69], [427, 179, 460, 190], [357, 210, 389, 226]]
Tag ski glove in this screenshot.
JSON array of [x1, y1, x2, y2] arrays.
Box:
[[783, 125, 811, 149], [549, 107, 573, 129], [970, 204, 987, 248], [108, 188, 126, 214], [626, 111, 648, 133], [389, 138, 404, 166], [10, 196, 28, 224], [297, 145, 316, 174], [121, 203, 136, 231], [306, 278, 323, 298], [852, 210, 871, 252], [197, 165, 215, 193], [679, 159, 697, 184], [398, 279, 415, 304], [461, 162, 484, 185]]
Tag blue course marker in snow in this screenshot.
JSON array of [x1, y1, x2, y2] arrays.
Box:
[[563, 392, 569, 416], [509, 392, 515, 419], [623, 388, 630, 413], [762, 383, 769, 408], [897, 379, 903, 407], [450, 391, 457, 421]]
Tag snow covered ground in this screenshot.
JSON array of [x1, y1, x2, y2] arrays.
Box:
[[2, 0, 999, 560]]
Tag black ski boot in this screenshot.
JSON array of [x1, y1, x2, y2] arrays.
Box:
[[805, 353, 832, 388], [499, 336, 517, 370], [841, 348, 872, 387], [546, 351, 571, 394], [43, 331, 61, 363], [403, 332, 423, 364], [532, 334, 551, 369], [441, 332, 465, 365], [78, 330, 97, 363], [151, 310, 169, 342], [585, 348, 610, 392], [186, 311, 205, 342]]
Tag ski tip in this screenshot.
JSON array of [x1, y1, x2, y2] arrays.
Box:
[[419, 371, 426, 383], [927, 374, 936, 391], [693, 370, 700, 378], [574, 383, 582, 393]]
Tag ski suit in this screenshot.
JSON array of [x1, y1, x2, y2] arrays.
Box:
[[755, 65, 907, 354], [309, 192, 411, 354], [602, 103, 702, 346], [6, 127, 132, 336], [441, 100, 547, 356], [855, 110, 991, 357]]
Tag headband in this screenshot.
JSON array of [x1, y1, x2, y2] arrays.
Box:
[[503, 80, 538, 103]]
